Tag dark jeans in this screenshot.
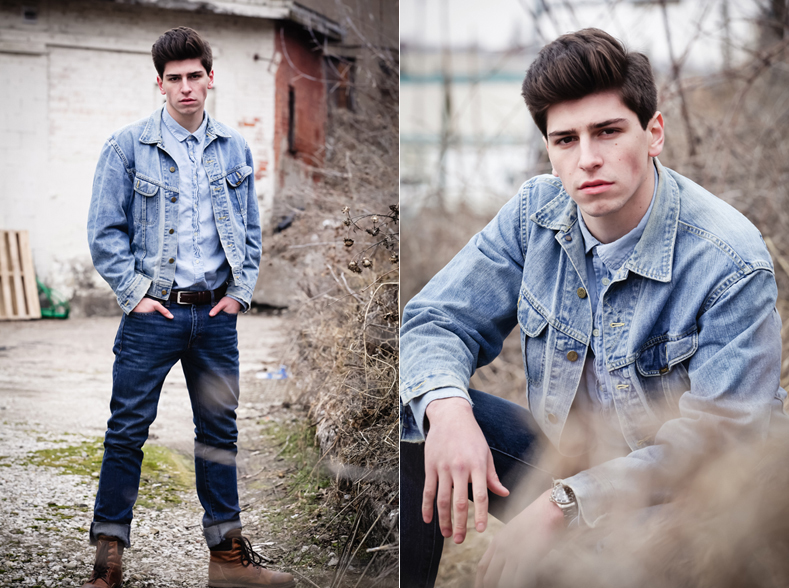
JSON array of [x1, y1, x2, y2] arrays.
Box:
[[400, 389, 554, 588], [90, 299, 242, 548]]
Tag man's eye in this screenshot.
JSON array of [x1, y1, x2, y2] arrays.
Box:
[[557, 136, 575, 145], [601, 128, 619, 136]]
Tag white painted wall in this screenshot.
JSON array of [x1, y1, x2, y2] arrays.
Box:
[[0, 0, 278, 305]]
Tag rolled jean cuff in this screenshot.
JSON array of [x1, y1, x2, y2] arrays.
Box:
[[203, 518, 242, 548], [90, 521, 131, 549]]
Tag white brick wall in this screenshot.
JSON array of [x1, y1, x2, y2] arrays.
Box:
[[0, 0, 277, 303]]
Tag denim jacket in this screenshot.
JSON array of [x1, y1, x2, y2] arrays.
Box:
[[401, 159, 788, 526], [88, 106, 261, 314]]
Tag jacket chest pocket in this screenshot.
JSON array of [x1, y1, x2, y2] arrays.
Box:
[[225, 165, 253, 221], [518, 296, 549, 386], [132, 177, 160, 227], [635, 330, 697, 408]]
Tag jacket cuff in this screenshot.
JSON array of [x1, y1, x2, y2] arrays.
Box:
[[409, 387, 471, 437], [225, 284, 252, 312], [400, 372, 471, 405], [561, 468, 615, 528], [117, 274, 152, 315]]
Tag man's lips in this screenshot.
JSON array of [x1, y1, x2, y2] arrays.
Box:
[[578, 180, 613, 194]]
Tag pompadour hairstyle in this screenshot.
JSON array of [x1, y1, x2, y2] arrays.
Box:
[[151, 26, 213, 78], [521, 28, 657, 137]]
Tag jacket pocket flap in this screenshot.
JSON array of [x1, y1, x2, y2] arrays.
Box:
[[225, 166, 253, 188], [636, 331, 698, 377], [517, 296, 549, 338], [133, 177, 159, 197]]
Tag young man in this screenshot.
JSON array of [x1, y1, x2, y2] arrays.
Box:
[[85, 27, 293, 588], [400, 28, 788, 587]]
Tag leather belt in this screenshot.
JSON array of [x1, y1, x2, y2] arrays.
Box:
[[169, 284, 227, 305]]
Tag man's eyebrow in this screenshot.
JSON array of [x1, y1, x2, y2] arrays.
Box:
[[547, 117, 628, 138], [166, 70, 204, 78]]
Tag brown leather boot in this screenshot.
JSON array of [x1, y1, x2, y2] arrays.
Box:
[[81, 535, 123, 588], [208, 532, 295, 588]]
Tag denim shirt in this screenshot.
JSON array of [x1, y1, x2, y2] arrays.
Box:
[[88, 106, 261, 314], [160, 107, 230, 292], [400, 159, 788, 526]]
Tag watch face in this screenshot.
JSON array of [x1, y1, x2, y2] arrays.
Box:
[[552, 484, 572, 505]]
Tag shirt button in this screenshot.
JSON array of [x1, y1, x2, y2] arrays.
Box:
[[602, 278, 610, 286], [566, 350, 578, 362], [169, 228, 174, 234], [548, 413, 558, 424], [577, 287, 587, 299], [169, 258, 175, 264], [592, 329, 600, 337], [169, 166, 175, 172], [171, 197, 177, 203]]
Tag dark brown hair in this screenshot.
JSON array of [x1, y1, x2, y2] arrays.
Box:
[[151, 26, 213, 78], [522, 28, 657, 137]]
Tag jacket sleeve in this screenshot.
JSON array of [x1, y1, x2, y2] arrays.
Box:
[[225, 141, 261, 310], [400, 189, 527, 441], [565, 266, 788, 526], [87, 138, 152, 314]]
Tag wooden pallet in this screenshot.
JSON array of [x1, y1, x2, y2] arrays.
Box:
[[0, 230, 41, 320]]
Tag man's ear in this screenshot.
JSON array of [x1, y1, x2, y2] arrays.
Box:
[[542, 135, 558, 176], [648, 111, 665, 158], [156, 76, 165, 95], [208, 70, 214, 89]]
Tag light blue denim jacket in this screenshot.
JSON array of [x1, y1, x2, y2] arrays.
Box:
[[401, 159, 788, 526], [88, 106, 261, 314]]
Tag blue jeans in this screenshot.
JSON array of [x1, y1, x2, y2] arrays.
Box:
[[90, 298, 242, 548], [400, 390, 554, 588]]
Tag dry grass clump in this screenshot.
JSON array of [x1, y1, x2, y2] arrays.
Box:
[[277, 73, 399, 584], [532, 426, 789, 588]]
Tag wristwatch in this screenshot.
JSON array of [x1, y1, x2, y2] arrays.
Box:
[[549, 480, 579, 524]]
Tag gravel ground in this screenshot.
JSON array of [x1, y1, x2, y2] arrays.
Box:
[[0, 314, 339, 588]]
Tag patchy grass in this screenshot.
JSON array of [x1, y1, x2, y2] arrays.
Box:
[[25, 438, 194, 508]]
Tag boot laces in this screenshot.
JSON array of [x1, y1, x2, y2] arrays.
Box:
[[237, 536, 269, 568], [88, 563, 110, 582]]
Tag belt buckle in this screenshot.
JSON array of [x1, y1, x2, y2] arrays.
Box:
[[176, 291, 188, 305]]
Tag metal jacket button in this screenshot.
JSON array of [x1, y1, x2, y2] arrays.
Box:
[[567, 350, 578, 362], [169, 228, 174, 234], [168, 258, 175, 264], [169, 166, 175, 172], [564, 234, 572, 242], [548, 413, 558, 424], [577, 287, 587, 299], [171, 197, 177, 203]]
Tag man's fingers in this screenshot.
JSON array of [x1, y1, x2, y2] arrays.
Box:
[[421, 472, 437, 524], [154, 302, 173, 319], [436, 467, 453, 538], [471, 467, 489, 533], [452, 476, 469, 544], [486, 450, 509, 497]]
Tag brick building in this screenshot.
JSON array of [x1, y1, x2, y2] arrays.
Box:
[[0, 0, 394, 314]]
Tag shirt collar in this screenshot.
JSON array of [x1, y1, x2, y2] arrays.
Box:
[[578, 163, 658, 271], [162, 106, 207, 143]]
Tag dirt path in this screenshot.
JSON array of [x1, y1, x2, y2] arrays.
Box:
[[0, 313, 345, 588]]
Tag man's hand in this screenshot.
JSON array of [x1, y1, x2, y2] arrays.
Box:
[[475, 488, 566, 588], [209, 296, 241, 317], [423, 397, 509, 544], [132, 297, 173, 318]]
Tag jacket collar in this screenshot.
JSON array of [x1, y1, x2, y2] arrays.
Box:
[[531, 158, 679, 283], [139, 105, 232, 146]]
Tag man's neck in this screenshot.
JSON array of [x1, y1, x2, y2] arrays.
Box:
[[166, 103, 204, 134], [581, 160, 656, 244]]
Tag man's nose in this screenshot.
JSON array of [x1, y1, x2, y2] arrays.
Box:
[[578, 138, 602, 171], [180, 78, 191, 93]]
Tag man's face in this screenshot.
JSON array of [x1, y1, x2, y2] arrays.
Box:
[[544, 91, 664, 237], [157, 58, 213, 122]]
